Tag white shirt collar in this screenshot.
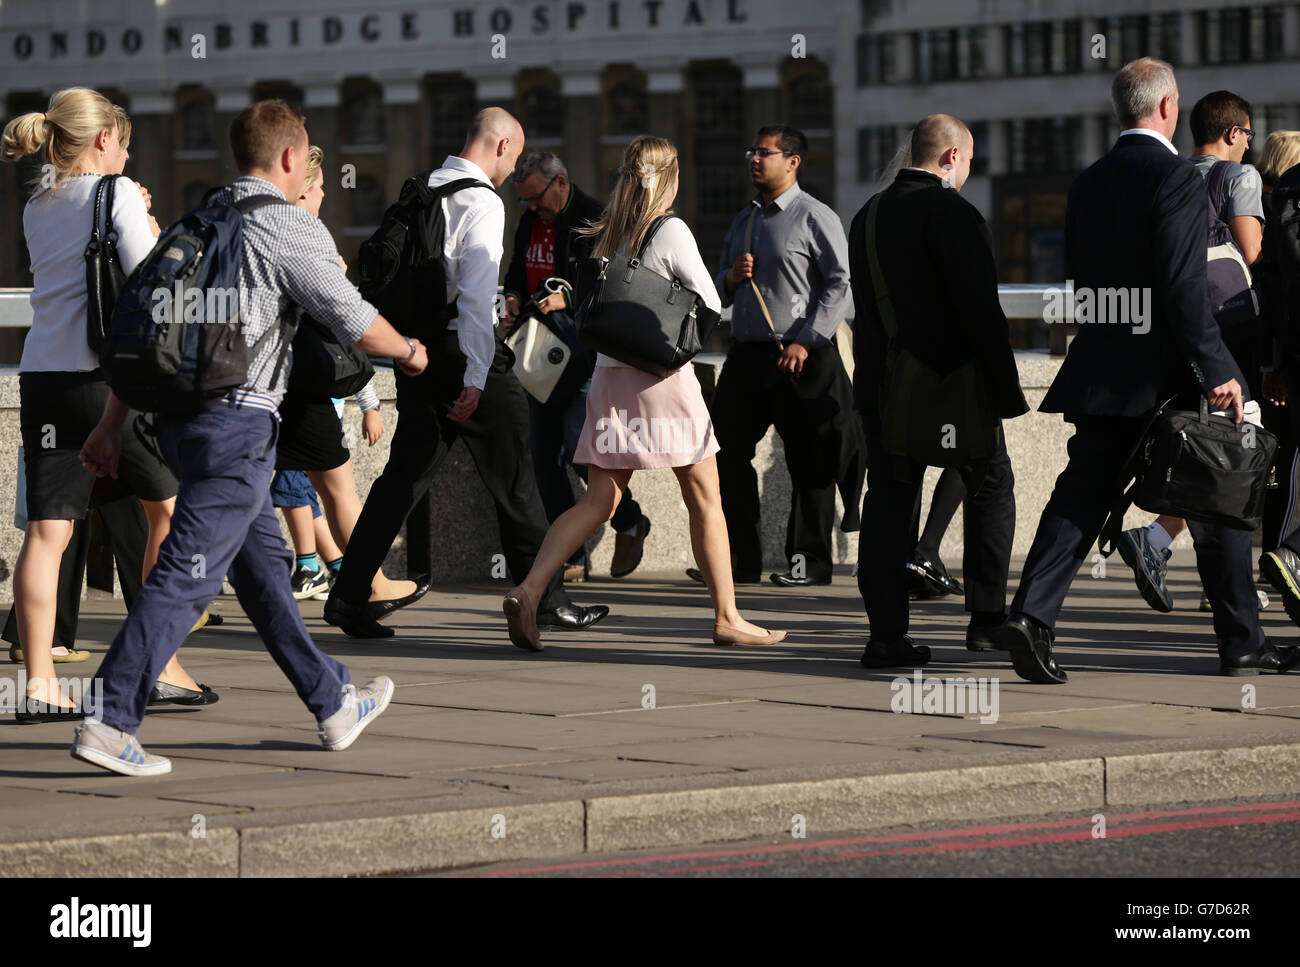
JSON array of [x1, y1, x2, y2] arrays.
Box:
[[1119, 127, 1178, 155], [442, 155, 494, 186]]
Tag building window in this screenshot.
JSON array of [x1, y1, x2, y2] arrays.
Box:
[[970, 121, 990, 177], [342, 79, 385, 147], [690, 63, 746, 267], [427, 76, 475, 162], [955, 27, 987, 79], [253, 82, 304, 114], [350, 175, 386, 228], [1200, 5, 1283, 63], [179, 95, 215, 152], [1009, 20, 1081, 76], [856, 33, 896, 86], [607, 79, 648, 136], [787, 71, 831, 132], [1155, 12, 1182, 64], [857, 125, 898, 184], [1008, 118, 1082, 174], [521, 82, 563, 140]]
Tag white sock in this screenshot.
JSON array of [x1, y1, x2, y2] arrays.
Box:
[[1146, 521, 1173, 553]]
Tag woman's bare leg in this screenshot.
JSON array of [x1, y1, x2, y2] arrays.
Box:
[[674, 457, 770, 637], [308, 465, 415, 601], [14, 519, 77, 706], [515, 467, 629, 606]]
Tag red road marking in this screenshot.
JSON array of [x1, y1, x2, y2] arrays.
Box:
[[465, 799, 1300, 877]]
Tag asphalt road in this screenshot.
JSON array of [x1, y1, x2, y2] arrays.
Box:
[[439, 796, 1300, 878]]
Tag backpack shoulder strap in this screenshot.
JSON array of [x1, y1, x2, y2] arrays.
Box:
[[429, 176, 492, 199], [1206, 160, 1234, 236], [233, 193, 295, 215]]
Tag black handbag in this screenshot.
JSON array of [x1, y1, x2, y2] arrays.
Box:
[[573, 216, 720, 377], [286, 312, 375, 401], [85, 175, 126, 357], [1098, 396, 1278, 555]]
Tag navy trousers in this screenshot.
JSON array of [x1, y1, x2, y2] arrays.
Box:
[[94, 401, 350, 733]]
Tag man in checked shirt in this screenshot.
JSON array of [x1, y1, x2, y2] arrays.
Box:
[[69, 100, 425, 777]]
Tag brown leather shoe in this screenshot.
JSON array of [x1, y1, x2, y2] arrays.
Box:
[[503, 587, 543, 652], [610, 516, 651, 578], [562, 563, 588, 583]]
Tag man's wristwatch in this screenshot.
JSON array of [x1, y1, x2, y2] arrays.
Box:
[[403, 338, 417, 363]]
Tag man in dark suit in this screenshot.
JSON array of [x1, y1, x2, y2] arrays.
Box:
[[849, 114, 1029, 669], [1000, 58, 1297, 680], [502, 151, 650, 580]]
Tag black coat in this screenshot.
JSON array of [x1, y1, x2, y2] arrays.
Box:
[[1041, 135, 1244, 417], [848, 168, 1029, 420], [503, 182, 604, 303]]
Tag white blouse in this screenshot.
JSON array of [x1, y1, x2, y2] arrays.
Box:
[[21, 174, 156, 373], [595, 215, 724, 368]]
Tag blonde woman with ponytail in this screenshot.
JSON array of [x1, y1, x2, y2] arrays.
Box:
[[2, 88, 208, 721], [503, 136, 785, 650]]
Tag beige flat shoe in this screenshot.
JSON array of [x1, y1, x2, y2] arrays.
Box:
[[503, 587, 543, 652], [712, 624, 788, 647], [9, 643, 90, 663]]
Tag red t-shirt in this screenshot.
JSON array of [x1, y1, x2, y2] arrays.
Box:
[[524, 216, 557, 297]]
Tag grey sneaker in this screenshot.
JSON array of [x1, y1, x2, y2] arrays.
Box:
[[318, 676, 393, 751], [1116, 527, 1173, 613], [70, 719, 172, 777], [292, 565, 330, 600]]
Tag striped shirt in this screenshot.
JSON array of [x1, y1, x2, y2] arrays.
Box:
[[207, 176, 377, 406]]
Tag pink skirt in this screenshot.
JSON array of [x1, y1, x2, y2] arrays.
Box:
[[574, 363, 721, 470]]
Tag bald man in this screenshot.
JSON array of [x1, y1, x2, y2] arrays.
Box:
[[326, 108, 610, 641], [849, 114, 1028, 668]]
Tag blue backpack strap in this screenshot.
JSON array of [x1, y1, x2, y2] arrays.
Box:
[[1206, 160, 1234, 242]]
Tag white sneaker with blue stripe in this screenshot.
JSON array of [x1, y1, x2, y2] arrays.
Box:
[[70, 719, 172, 777], [318, 676, 393, 751]]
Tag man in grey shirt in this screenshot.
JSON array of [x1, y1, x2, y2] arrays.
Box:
[[703, 125, 864, 587]]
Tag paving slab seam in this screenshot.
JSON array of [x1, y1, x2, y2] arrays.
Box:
[[7, 740, 1300, 876]]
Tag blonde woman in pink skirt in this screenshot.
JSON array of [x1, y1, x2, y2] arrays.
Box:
[[503, 136, 786, 652]]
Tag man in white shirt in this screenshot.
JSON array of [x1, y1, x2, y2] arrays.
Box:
[[326, 108, 609, 640]]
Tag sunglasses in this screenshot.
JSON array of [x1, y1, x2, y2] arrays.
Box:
[[744, 148, 791, 160]]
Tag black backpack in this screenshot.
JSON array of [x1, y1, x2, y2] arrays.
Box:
[[103, 191, 295, 415], [356, 175, 492, 342]]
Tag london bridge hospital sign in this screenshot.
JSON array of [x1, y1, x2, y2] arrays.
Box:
[[6, 1, 754, 62]]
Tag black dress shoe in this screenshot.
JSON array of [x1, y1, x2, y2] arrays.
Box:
[[14, 696, 86, 724], [365, 574, 432, 619], [148, 681, 220, 706], [860, 635, 931, 669], [905, 551, 963, 597], [1219, 641, 1300, 676], [965, 622, 1007, 653], [323, 593, 395, 639], [769, 571, 832, 587], [536, 604, 610, 631], [999, 612, 1067, 684], [686, 568, 761, 585]]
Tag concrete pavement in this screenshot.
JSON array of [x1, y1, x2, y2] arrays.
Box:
[[2, 559, 1299, 876]]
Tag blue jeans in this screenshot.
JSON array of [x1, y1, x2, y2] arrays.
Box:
[[527, 388, 641, 568], [94, 400, 350, 734]]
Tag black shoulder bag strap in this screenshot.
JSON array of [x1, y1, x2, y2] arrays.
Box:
[[635, 214, 674, 260]]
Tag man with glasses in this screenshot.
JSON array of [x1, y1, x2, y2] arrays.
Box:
[[1114, 90, 1270, 614], [702, 125, 863, 588], [502, 151, 651, 580]]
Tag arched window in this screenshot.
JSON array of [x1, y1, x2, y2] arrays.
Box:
[[253, 82, 304, 114], [607, 80, 648, 136], [520, 83, 563, 140], [787, 71, 831, 132], [428, 75, 476, 163], [343, 78, 385, 146], [180, 96, 216, 152], [690, 62, 746, 267], [351, 175, 387, 228]]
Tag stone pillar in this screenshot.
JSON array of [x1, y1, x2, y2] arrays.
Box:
[[983, 21, 1004, 78], [380, 79, 421, 195], [303, 82, 342, 233]]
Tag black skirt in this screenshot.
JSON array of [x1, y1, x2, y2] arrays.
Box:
[[275, 397, 350, 472]]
